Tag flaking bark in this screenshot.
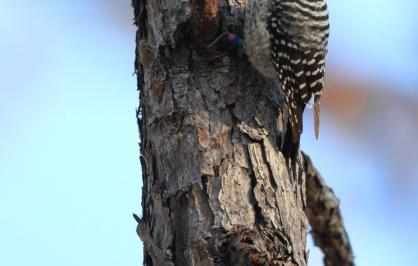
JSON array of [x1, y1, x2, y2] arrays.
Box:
[[132, 1, 353, 265]]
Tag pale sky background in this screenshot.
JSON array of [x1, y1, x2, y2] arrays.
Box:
[[0, 1, 417, 266]]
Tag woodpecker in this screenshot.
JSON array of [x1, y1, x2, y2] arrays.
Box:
[[244, 0, 330, 143]]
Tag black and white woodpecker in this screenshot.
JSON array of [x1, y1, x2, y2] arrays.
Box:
[[244, 0, 330, 143]]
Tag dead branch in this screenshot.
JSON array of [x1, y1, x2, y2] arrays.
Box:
[[303, 152, 355, 266]]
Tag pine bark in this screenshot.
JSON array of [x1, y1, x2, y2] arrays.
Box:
[[132, 1, 353, 265]]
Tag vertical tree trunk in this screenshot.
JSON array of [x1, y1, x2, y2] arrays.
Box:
[[132, 1, 353, 265]]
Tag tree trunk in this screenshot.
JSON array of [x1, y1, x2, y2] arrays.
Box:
[[132, 1, 353, 265]]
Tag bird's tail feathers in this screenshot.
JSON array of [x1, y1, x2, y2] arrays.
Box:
[[314, 95, 321, 140], [288, 104, 303, 144]]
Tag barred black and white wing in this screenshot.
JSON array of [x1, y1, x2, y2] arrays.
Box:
[[267, 0, 329, 143]]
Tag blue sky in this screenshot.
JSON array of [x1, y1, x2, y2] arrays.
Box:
[[0, 1, 141, 265], [0, 1, 417, 265], [326, 0, 418, 94]]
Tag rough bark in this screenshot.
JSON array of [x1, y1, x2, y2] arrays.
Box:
[[303, 153, 354, 266], [132, 1, 353, 265]]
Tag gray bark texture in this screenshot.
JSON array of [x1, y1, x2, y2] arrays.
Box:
[[132, 1, 353, 265]]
